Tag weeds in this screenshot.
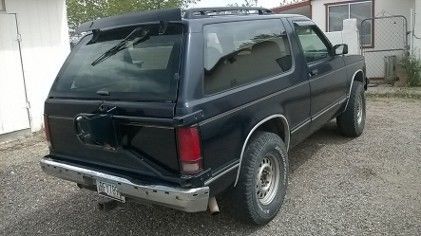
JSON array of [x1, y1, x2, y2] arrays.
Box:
[[400, 55, 421, 87]]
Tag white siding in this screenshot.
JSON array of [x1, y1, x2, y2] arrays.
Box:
[[375, 0, 414, 20], [4, 0, 70, 132]]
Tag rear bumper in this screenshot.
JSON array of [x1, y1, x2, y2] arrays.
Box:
[[40, 158, 209, 212]]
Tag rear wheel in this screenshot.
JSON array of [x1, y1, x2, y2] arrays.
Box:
[[228, 131, 288, 225], [337, 81, 366, 137]]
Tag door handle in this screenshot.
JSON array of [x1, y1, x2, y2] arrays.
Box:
[[308, 69, 319, 77]]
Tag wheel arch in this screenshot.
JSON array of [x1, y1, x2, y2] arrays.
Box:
[[234, 114, 290, 186], [349, 69, 365, 95], [354, 70, 366, 89], [344, 69, 365, 111]]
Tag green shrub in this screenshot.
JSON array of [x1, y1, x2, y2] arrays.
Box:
[[400, 55, 421, 87]]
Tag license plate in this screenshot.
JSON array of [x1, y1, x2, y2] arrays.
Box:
[[96, 180, 125, 202]]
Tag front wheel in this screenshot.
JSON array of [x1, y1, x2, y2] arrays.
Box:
[[227, 131, 288, 225], [337, 81, 366, 137]]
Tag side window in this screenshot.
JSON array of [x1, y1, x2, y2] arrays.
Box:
[[295, 24, 330, 63], [203, 19, 292, 94]]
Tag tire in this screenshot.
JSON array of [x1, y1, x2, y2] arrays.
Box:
[[337, 80, 366, 137], [228, 131, 288, 225]]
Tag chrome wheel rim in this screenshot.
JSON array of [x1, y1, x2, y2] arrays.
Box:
[[357, 95, 363, 125], [256, 154, 280, 205]]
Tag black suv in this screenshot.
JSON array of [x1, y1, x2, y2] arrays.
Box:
[[41, 8, 367, 225]]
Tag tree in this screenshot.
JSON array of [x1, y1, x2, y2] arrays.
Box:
[[227, 0, 258, 7], [67, 0, 199, 30], [280, 0, 303, 6]]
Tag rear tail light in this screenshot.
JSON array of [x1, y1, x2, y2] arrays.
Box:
[[176, 126, 203, 174], [44, 114, 52, 148]]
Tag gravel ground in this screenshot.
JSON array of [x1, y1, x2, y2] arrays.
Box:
[[1, 97, 421, 236]]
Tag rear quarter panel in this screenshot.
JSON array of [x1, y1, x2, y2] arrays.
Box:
[[178, 18, 312, 195]]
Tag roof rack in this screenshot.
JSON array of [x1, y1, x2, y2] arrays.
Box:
[[183, 7, 272, 19]]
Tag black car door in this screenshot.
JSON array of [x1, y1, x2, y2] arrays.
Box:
[[293, 21, 348, 127]]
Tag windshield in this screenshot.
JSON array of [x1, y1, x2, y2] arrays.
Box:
[[52, 23, 183, 101]]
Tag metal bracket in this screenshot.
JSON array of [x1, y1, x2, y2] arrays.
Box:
[[16, 33, 22, 42]]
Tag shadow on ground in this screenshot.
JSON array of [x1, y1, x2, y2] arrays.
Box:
[[289, 121, 353, 173]]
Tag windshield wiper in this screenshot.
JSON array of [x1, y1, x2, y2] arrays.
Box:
[[91, 27, 150, 66]]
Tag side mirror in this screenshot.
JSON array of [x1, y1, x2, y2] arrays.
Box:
[[333, 44, 348, 55]]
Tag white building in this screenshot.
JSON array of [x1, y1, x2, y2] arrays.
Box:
[[273, 0, 421, 78], [0, 0, 70, 139]]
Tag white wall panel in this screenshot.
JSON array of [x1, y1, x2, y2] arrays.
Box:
[[0, 13, 30, 134], [4, 0, 70, 132]]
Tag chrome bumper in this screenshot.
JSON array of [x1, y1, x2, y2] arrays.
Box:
[[40, 158, 209, 212]]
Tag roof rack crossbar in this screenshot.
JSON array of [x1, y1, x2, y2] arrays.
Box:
[[183, 7, 272, 19]]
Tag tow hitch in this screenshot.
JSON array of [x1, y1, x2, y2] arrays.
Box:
[[97, 198, 119, 212]]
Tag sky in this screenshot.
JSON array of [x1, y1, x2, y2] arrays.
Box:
[[191, 0, 285, 9]]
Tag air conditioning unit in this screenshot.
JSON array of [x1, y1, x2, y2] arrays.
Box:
[[384, 55, 397, 83]]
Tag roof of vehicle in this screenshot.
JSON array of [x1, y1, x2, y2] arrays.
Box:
[[76, 7, 307, 33]]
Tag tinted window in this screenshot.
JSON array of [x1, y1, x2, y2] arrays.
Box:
[[203, 20, 292, 94], [295, 25, 330, 63], [53, 24, 183, 101]]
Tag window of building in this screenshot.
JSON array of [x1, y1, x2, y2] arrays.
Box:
[[203, 20, 293, 94], [327, 0, 373, 47]]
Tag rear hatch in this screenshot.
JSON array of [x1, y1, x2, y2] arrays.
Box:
[[45, 23, 184, 183]]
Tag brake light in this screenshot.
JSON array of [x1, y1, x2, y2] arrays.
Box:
[[44, 114, 52, 148], [176, 126, 203, 174]]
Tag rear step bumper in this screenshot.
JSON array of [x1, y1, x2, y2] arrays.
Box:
[[40, 158, 210, 212]]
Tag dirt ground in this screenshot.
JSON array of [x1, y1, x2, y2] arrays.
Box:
[[1, 97, 420, 235]]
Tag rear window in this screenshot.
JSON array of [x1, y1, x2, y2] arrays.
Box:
[[203, 19, 292, 94], [52, 24, 183, 101]]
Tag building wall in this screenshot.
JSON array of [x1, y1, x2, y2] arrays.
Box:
[[275, 5, 312, 18], [374, 0, 414, 20], [312, 0, 415, 78], [272, 4, 312, 18], [4, 0, 70, 132]]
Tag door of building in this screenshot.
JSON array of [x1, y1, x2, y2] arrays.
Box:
[[0, 13, 30, 135]]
